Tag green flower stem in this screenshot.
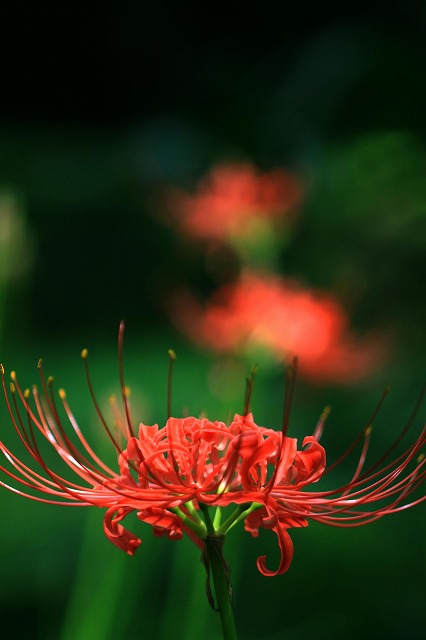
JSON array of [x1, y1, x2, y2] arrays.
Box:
[[198, 504, 238, 639], [173, 506, 207, 538], [216, 502, 262, 536], [204, 534, 239, 640], [199, 502, 215, 533], [186, 499, 208, 529], [213, 505, 222, 529]]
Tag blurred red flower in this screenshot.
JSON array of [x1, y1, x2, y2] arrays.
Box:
[[172, 271, 382, 383], [168, 162, 302, 242]]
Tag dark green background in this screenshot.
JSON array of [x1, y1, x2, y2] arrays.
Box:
[[0, 2, 425, 638]]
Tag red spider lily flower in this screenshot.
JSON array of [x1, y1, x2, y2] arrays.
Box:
[[0, 336, 424, 577], [171, 271, 383, 383], [168, 162, 302, 242]]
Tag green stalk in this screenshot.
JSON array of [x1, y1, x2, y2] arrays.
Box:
[[198, 504, 238, 639], [173, 506, 207, 538], [216, 502, 262, 536], [204, 535, 239, 640]]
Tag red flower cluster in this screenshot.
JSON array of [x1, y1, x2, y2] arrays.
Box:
[[1, 349, 423, 576], [114, 411, 326, 574], [172, 271, 382, 383], [168, 162, 301, 241]]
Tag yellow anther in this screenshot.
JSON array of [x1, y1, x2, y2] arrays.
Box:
[[321, 406, 331, 419], [81, 348, 88, 359], [168, 349, 176, 360], [47, 376, 54, 386], [365, 426, 372, 436], [24, 389, 30, 399], [10, 382, 15, 393], [124, 385, 131, 398], [0, 363, 4, 374], [417, 453, 425, 464], [109, 394, 116, 405], [37, 358, 43, 369], [59, 389, 66, 400], [10, 371, 16, 381]]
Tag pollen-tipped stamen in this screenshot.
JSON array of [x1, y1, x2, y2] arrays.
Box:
[[58, 388, 118, 478], [357, 384, 425, 482], [81, 348, 124, 455], [312, 406, 331, 441], [118, 320, 135, 438], [324, 387, 390, 476], [2, 378, 108, 504]]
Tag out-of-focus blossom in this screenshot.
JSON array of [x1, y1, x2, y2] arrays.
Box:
[[0, 191, 35, 342], [168, 162, 302, 243], [171, 271, 383, 383], [0, 348, 424, 577], [0, 191, 35, 285]]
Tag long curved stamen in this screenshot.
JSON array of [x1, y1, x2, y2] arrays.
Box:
[[165, 351, 192, 491], [295, 430, 424, 510], [243, 365, 257, 416], [6, 374, 51, 464], [263, 358, 298, 495], [271, 459, 425, 524], [2, 383, 176, 504], [310, 461, 426, 525], [320, 423, 426, 504], [6, 381, 118, 500], [37, 359, 62, 427], [282, 357, 297, 439], [285, 425, 425, 505], [118, 320, 135, 438], [58, 389, 117, 477], [9, 381, 37, 452], [38, 374, 114, 481], [167, 349, 176, 420], [357, 384, 425, 481], [80, 348, 139, 486], [339, 426, 372, 497], [81, 348, 124, 455], [324, 387, 390, 475], [6, 369, 142, 502], [312, 406, 331, 441]]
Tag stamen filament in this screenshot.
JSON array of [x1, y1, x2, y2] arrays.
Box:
[[118, 320, 135, 438], [167, 349, 176, 420]]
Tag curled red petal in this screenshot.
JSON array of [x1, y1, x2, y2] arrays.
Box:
[[244, 507, 266, 537], [152, 525, 182, 540], [256, 521, 294, 576], [137, 506, 183, 540], [104, 507, 141, 555], [260, 512, 277, 529], [293, 436, 326, 486]]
